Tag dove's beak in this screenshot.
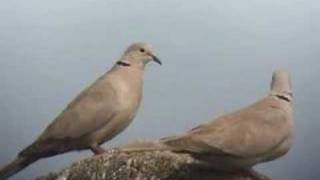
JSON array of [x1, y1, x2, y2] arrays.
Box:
[[148, 53, 162, 65], [152, 55, 162, 65]]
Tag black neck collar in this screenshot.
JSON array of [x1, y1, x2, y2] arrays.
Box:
[[275, 94, 291, 102], [116, 61, 131, 67]]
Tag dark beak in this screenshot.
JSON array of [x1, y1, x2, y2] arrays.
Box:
[[151, 54, 162, 65]]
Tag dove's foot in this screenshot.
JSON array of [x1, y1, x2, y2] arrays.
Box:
[[241, 169, 271, 180], [90, 144, 106, 155]]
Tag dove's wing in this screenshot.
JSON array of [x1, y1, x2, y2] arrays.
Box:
[[162, 97, 291, 158], [39, 75, 118, 140]]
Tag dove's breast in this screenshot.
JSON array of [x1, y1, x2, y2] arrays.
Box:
[[87, 70, 143, 145], [112, 71, 143, 113]]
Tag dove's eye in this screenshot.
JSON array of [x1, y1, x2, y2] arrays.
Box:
[[139, 48, 145, 53]]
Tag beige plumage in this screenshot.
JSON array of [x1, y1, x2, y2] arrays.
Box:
[[0, 42, 161, 179], [160, 70, 294, 171]]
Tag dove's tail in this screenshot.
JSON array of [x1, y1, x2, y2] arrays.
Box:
[[0, 156, 38, 179], [119, 140, 174, 152]]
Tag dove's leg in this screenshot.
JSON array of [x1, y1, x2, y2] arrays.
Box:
[[90, 144, 106, 155], [240, 169, 271, 180]]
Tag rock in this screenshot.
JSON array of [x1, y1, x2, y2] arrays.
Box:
[[36, 149, 270, 180]]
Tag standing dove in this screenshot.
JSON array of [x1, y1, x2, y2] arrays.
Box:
[[0, 42, 162, 179], [160, 70, 294, 171]]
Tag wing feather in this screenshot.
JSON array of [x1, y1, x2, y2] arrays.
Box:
[[163, 97, 290, 158], [39, 76, 117, 140]]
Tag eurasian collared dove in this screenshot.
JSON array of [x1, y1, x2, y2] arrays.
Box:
[[160, 70, 294, 171], [0, 42, 161, 179]]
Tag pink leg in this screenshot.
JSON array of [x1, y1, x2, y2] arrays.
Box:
[[90, 144, 106, 155]]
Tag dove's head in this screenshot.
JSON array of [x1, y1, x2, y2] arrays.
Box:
[[118, 42, 161, 69], [270, 69, 293, 101]]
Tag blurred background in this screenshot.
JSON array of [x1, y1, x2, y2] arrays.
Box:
[[0, 0, 319, 179]]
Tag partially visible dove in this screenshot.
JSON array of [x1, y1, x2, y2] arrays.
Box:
[[0, 42, 162, 179], [160, 70, 294, 171]]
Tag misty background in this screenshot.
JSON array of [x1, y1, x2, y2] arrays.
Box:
[[0, 0, 319, 179]]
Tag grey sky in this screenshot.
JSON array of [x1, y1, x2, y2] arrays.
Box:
[[0, 0, 319, 179]]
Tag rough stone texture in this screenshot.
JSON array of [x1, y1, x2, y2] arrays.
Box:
[[36, 149, 270, 180]]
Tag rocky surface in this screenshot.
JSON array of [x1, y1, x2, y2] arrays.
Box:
[[36, 149, 270, 180]]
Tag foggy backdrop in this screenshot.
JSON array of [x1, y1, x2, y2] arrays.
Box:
[[0, 0, 319, 179]]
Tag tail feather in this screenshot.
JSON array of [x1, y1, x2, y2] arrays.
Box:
[[0, 156, 38, 180], [119, 140, 173, 152]]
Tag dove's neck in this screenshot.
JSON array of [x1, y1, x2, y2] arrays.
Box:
[[114, 54, 147, 71], [110, 63, 144, 89], [112, 60, 145, 70], [109, 63, 144, 108], [270, 92, 293, 103], [270, 73, 293, 103], [268, 91, 293, 120]]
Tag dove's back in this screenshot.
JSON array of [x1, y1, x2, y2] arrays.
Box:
[[162, 95, 293, 170], [21, 66, 144, 157]]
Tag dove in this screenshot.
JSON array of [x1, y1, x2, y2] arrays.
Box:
[[0, 42, 161, 179], [160, 70, 294, 171]]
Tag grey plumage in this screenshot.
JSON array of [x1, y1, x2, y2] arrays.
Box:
[[0, 42, 161, 179], [161, 70, 294, 171]]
